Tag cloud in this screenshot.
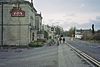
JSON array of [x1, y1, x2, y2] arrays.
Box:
[[74, 16, 100, 30], [33, 0, 100, 30], [47, 16, 100, 31], [43, 14, 100, 31], [96, 16, 100, 20], [80, 3, 85, 8]]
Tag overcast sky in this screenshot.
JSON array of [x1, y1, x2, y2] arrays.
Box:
[[27, 0, 100, 31]]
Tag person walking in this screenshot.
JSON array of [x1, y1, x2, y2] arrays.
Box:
[[57, 39, 59, 46], [63, 38, 65, 43], [59, 37, 62, 44]]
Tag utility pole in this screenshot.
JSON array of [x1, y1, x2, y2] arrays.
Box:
[[17, 0, 21, 45], [1, 2, 4, 47], [92, 24, 95, 34]]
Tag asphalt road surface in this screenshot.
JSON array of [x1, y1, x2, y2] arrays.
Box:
[[0, 43, 93, 67], [66, 37, 100, 62], [0, 46, 58, 67]]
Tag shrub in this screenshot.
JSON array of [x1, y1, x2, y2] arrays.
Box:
[[28, 39, 46, 47], [94, 33, 100, 40]]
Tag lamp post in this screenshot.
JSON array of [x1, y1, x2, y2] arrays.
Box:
[[1, 2, 4, 48]]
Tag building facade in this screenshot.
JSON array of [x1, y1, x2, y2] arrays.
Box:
[[75, 29, 92, 39], [0, 1, 37, 45], [35, 13, 44, 40]]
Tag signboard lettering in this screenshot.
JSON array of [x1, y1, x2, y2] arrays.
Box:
[[10, 7, 25, 17]]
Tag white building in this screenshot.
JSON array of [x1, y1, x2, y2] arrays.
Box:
[[75, 29, 91, 39], [75, 30, 83, 39]]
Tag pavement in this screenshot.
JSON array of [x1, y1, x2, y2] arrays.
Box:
[[58, 44, 91, 67], [0, 42, 93, 67]]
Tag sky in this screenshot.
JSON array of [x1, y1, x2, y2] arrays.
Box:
[[27, 0, 100, 31]]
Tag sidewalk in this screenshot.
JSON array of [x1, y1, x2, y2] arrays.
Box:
[[58, 44, 91, 67]]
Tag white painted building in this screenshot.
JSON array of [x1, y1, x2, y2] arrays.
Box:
[[75, 29, 91, 39]]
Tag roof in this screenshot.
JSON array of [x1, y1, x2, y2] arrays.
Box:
[[0, 1, 37, 12], [35, 13, 43, 19]]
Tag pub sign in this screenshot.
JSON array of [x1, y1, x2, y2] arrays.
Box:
[[10, 7, 25, 17]]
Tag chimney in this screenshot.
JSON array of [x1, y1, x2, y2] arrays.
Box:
[[31, 0, 33, 6]]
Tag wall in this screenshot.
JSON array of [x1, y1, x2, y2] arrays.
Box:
[[0, 2, 36, 45]]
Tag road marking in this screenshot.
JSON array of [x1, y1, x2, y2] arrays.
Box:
[[67, 43, 100, 67]]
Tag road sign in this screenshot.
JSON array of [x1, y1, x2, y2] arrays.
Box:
[[51, 27, 54, 31]]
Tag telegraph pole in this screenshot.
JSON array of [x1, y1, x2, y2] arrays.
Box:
[[1, 2, 4, 48], [92, 24, 95, 34]]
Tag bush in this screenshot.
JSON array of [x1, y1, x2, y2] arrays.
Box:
[[28, 39, 46, 47], [82, 33, 94, 40], [28, 42, 43, 47], [94, 33, 100, 40], [47, 39, 56, 46]]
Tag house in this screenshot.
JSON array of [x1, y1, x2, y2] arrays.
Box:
[[0, 0, 40, 45], [35, 13, 44, 40], [75, 29, 91, 39]]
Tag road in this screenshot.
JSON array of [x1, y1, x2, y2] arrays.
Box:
[[0, 42, 94, 67], [0, 46, 58, 67], [66, 37, 100, 62]]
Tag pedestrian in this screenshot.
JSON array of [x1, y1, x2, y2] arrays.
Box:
[[59, 37, 62, 44], [57, 40, 59, 46], [63, 38, 65, 43]]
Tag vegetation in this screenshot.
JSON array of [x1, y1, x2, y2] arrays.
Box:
[[28, 39, 46, 47], [81, 30, 100, 41], [94, 33, 100, 40], [62, 31, 68, 37], [47, 39, 56, 46], [44, 31, 49, 39], [55, 27, 61, 35], [67, 27, 76, 37]]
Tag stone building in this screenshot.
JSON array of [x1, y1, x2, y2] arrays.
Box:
[[35, 13, 44, 40], [0, 1, 38, 45], [35, 13, 42, 31]]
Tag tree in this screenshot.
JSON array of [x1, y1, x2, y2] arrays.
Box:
[[67, 27, 76, 37], [44, 31, 48, 39], [55, 27, 61, 35]]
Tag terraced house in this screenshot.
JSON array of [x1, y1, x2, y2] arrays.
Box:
[[0, 0, 42, 45]]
